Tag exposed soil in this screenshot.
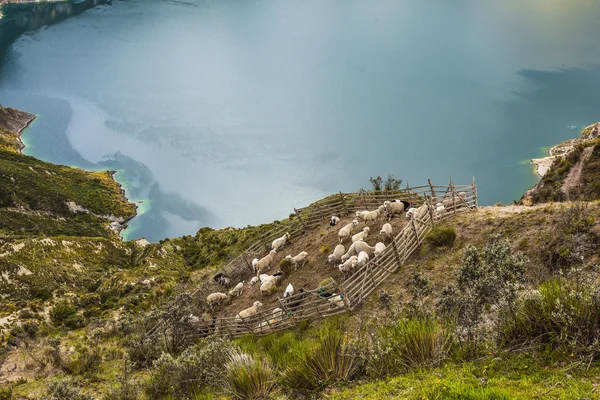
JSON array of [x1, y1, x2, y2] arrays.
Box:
[[208, 213, 411, 319], [563, 145, 594, 200]]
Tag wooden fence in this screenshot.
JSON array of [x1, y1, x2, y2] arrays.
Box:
[[146, 179, 478, 340]]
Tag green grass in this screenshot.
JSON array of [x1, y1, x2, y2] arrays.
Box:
[[327, 356, 599, 399]]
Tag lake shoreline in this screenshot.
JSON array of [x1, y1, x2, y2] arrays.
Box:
[[5, 105, 138, 238]]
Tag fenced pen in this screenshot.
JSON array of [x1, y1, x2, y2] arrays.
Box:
[[146, 179, 478, 339]]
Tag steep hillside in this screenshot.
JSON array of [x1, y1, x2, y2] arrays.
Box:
[[522, 122, 600, 204]]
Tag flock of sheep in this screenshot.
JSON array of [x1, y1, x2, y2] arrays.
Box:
[[202, 193, 468, 331], [203, 198, 415, 327]]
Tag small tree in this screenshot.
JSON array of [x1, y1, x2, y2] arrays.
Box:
[[438, 235, 526, 351], [369, 174, 402, 192]]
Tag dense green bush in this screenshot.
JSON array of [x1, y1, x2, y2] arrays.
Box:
[[502, 279, 600, 357], [438, 235, 526, 349], [40, 379, 94, 400], [424, 226, 457, 250], [49, 301, 78, 327], [366, 318, 451, 378], [285, 327, 360, 392], [224, 350, 280, 400], [145, 338, 235, 397]]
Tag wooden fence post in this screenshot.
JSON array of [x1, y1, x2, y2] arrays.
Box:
[[390, 239, 403, 269], [451, 181, 457, 216], [428, 178, 437, 203], [278, 298, 300, 327], [339, 192, 349, 215], [425, 197, 435, 226], [294, 208, 307, 231], [472, 177, 478, 209], [241, 252, 253, 271], [361, 190, 368, 209]]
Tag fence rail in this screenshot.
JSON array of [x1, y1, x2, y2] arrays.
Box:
[[147, 179, 478, 340]]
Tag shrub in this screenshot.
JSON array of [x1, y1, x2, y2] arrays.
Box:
[[544, 202, 596, 274], [49, 301, 77, 327], [320, 244, 330, 254], [145, 338, 235, 397], [41, 379, 94, 400], [285, 327, 360, 392], [279, 258, 292, 275], [438, 235, 526, 349], [501, 279, 600, 357], [224, 350, 280, 400], [424, 226, 456, 250], [125, 333, 163, 369], [366, 317, 451, 378]]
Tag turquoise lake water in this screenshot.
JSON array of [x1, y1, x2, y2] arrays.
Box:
[[2, 0, 600, 241]]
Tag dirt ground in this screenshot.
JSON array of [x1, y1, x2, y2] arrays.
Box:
[[210, 212, 411, 319]]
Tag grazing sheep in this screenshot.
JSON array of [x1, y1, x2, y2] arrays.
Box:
[[352, 227, 370, 243], [353, 241, 376, 257], [213, 273, 231, 288], [248, 276, 259, 286], [271, 233, 290, 251], [229, 282, 244, 297], [285, 251, 309, 271], [236, 301, 263, 321], [259, 274, 273, 284], [206, 292, 228, 308], [260, 275, 281, 297], [374, 242, 387, 256], [283, 283, 294, 298], [355, 210, 369, 221], [327, 294, 345, 309], [384, 200, 406, 220], [256, 250, 277, 276], [341, 240, 375, 262], [436, 203, 445, 214], [406, 207, 417, 219], [328, 244, 345, 264], [362, 209, 380, 224], [329, 215, 340, 226], [379, 223, 393, 239], [338, 220, 359, 242], [252, 258, 259, 270], [352, 251, 370, 269], [338, 255, 358, 274]]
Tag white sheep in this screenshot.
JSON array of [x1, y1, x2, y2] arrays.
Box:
[[436, 203, 445, 213], [355, 210, 369, 221], [229, 282, 244, 297], [327, 294, 345, 309], [252, 258, 259, 270], [259, 274, 273, 284], [236, 301, 263, 321], [256, 250, 277, 275], [384, 200, 405, 220], [285, 251, 309, 271], [271, 233, 290, 251], [260, 276, 281, 297], [328, 244, 345, 264], [379, 223, 393, 239], [374, 242, 387, 256], [406, 207, 417, 219], [206, 292, 228, 307], [338, 220, 359, 243], [283, 283, 294, 298], [248, 276, 259, 286], [362, 209, 380, 224], [330, 215, 340, 226], [353, 241, 376, 257], [352, 251, 370, 269], [338, 255, 358, 273], [258, 308, 284, 330], [352, 227, 370, 243], [341, 240, 376, 262]]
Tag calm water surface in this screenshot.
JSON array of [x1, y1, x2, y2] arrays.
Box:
[[2, 0, 600, 241]]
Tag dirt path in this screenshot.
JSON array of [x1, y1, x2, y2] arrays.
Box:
[[563, 145, 594, 200]]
